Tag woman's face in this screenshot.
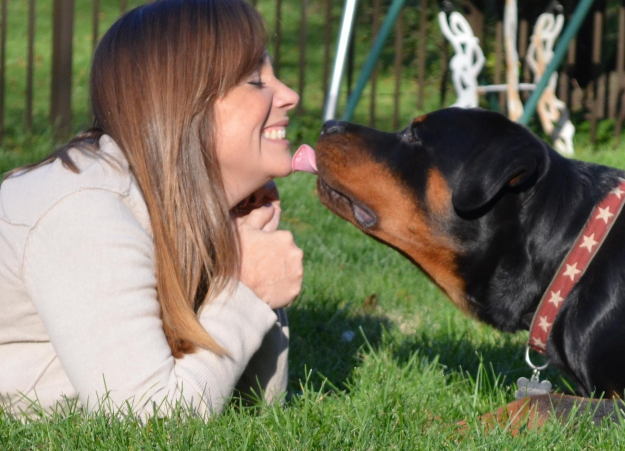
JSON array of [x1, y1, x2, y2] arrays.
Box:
[[214, 58, 300, 208]]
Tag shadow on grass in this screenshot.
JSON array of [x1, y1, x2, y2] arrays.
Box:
[[286, 300, 393, 392], [288, 299, 572, 396], [392, 330, 573, 395]]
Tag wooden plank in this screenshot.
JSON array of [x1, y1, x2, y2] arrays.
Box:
[[92, 0, 99, 55], [609, 71, 618, 120], [417, 0, 427, 111], [463, 0, 483, 43], [0, 0, 6, 145], [495, 20, 505, 111], [565, 34, 578, 110], [439, 34, 449, 108], [519, 18, 529, 100], [615, 3, 625, 146], [297, 0, 307, 115], [347, 24, 355, 96], [370, 0, 380, 126], [26, 0, 36, 133], [51, 0, 74, 140], [322, 0, 332, 106], [590, 9, 603, 145], [558, 24, 573, 106], [274, 0, 282, 79], [393, 12, 403, 129]]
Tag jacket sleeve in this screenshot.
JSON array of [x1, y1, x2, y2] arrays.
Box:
[[21, 188, 280, 417]]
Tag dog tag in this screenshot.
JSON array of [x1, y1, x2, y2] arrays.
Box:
[[515, 371, 552, 400]]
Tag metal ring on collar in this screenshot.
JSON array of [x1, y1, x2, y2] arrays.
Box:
[[525, 346, 549, 371]]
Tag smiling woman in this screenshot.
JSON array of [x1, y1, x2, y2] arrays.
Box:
[[215, 56, 300, 207], [0, 0, 303, 419]]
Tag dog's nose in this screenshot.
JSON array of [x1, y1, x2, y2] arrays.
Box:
[[321, 120, 346, 136]]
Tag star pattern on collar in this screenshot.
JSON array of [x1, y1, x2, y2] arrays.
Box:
[[548, 290, 564, 308], [530, 180, 625, 356], [531, 337, 546, 351], [579, 233, 598, 252], [596, 206, 614, 224], [611, 186, 624, 199], [538, 316, 552, 333], [563, 262, 581, 281]]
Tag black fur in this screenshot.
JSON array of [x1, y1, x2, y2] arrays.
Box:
[[316, 107, 625, 398]]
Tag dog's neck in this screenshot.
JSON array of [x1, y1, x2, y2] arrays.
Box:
[[463, 156, 625, 333]]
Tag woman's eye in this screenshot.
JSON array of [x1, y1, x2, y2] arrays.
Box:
[[248, 81, 266, 88]]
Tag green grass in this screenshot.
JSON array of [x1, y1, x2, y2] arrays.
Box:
[[2, 0, 625, 449]]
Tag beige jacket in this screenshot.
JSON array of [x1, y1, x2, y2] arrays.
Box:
[[0, 135, 289, 418]]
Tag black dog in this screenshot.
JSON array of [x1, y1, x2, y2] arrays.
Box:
[[315, 107, 625, 406]]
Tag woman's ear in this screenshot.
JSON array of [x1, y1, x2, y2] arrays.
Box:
[[451, 134, 546, 214]]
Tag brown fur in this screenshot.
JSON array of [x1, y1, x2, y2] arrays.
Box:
[[317, 140, 469, 314]]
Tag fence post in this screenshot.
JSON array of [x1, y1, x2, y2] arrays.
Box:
[[297, 0, 307, 115], [274, 0, 282, 79], [92, 0, 99, 55], [614, 3, 624, 147], [370, 0, 381, 127], [26, 0, 36, 134], [322, 0, 333, 106], [495, 20, 505, 111], [417, 0, 427, 111], [590, 7, 603, 146], [0, 0, 6, 146], [393, 13, 403, 129], [51, 0, 74, 141]]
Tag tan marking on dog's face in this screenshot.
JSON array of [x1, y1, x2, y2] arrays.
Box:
[[317, 137, 470, 314], [426, 169, 452, 217], [412, 115, 427, 124]]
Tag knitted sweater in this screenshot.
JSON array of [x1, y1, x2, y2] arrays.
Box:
[[0, 135, 289, 418]]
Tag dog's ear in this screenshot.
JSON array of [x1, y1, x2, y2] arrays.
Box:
[[451, 135, 545, 213]]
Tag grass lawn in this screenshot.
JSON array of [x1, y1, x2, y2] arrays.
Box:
[[2, 1, 625, 449]]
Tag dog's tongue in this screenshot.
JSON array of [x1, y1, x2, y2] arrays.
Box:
[[292, 144, 318, 174]]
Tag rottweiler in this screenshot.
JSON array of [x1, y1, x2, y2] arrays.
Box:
[[314, 107, 625, 427]]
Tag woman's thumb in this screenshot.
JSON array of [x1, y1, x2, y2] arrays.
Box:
[[241, 204, 275, 230]]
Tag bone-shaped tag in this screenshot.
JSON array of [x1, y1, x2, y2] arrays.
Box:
[[515, 376, 552, 400]]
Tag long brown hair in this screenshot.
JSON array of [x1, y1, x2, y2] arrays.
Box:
[[7, 0, 268, 357]]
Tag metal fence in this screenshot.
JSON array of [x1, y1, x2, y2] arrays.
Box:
[[0, 0, 624, 147]]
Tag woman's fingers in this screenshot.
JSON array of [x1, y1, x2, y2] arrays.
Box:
[[237, 227, 303, 310], [237, 204, 275, 230], [261, 200, 281, 232]]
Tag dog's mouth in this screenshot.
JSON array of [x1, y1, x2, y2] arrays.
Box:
[[317, 177, 378, 229]]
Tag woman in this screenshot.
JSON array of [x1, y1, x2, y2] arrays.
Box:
[[0, 0, 303, 417]]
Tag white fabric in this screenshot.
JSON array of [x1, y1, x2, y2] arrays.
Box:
[[0, 136, 289, 418]]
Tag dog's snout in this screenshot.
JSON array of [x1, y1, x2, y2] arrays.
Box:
[[321, 120, 346, 136]]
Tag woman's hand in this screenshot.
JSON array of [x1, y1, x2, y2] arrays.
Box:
[[234, 185, 303, 309], [235, 181, 281, 231]]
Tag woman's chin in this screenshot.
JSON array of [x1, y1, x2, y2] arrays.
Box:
[[270, 160, 295, 179]]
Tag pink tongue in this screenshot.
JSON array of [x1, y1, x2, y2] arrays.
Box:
[[292, 144, 318, 174]]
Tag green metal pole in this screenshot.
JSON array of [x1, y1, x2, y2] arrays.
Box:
[[519, 0, 595, 125], [341, 0, 406, 121]]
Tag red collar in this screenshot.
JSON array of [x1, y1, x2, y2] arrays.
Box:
[[529, 179, 625, 355]]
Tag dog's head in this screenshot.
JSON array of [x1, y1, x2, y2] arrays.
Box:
[[315, 107, 551, 316]]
